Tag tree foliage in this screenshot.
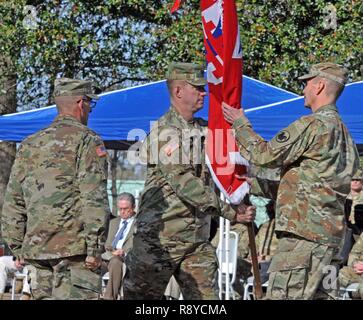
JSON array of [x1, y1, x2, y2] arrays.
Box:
[[0, 0, 362, 110], [1, 0, 168, 110], [237, 0, 363, 93], [148, 0, 363, 94]]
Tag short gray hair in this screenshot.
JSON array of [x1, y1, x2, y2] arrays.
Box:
[[117, 192, 135, 207]]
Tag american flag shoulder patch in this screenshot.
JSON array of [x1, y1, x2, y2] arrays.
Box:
[[96, 145, 107, 157]]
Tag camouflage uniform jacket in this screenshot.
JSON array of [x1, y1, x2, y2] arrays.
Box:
[[348, 232, 363, 267], [1, 115, 110, 260], [233, 104, 360, 247], [138, 106, 236, 244]]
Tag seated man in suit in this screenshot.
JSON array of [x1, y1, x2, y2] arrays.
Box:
[[102, 193, 136, 300]]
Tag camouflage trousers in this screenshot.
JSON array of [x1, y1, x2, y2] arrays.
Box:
[[25, 255, 101, 300], [339, 266, 363, 299], [123, 239, 219, 300], [266, 236, 339, 300]]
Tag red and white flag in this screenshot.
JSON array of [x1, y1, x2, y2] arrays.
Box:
[[170, 0, 249, 204], [201, 0, 249, 204]]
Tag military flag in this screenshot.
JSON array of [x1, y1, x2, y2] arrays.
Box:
[[170, 0, 249, 204], [170, 0, 261, 299], [201, 0, 248, 204]]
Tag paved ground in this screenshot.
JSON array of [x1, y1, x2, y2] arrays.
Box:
[[2, 292, 23, 300], [1, 279, 29, 300]]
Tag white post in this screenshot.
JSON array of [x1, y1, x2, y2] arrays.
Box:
[[135, 189, 140, 211], [218, 215, 224, 299], [219, 193, 231, 300], [225, 198, 230, 300]]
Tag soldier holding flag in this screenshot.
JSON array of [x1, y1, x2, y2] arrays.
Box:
[[123, 62, 255, 300]]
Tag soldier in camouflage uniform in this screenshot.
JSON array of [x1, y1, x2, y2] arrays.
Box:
[[123, 62, 256, 300], [339, 231, 363, 299], [223, 62, 360, 299], [0, 78, 110, 300], [345, 168, 363, 238]]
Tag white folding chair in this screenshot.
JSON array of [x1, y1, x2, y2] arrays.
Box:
[[101, 272, 109, 297], [243, 276, 269, 300], [340, 282, 360, 300], [11, 269, 28, 300], [216, 231, 239, 300]]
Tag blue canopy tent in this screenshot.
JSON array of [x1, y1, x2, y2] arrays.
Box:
[[0, 75, 297, 147], [246, 81, 363, 149], [0, 77, 361, 152]]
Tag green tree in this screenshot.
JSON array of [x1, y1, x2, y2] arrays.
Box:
[[237, 0, 363, 93], [0, 54, 16, 243], [147, 0, 363, 93], [0, 1, 20, 238], [2, 0, 169, 110], [1, 0, 362, 110]]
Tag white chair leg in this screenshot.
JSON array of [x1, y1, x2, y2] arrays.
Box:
[[11, 277, 16, 300], [243, 284, 249, 300]]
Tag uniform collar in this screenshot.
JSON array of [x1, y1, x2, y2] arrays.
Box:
[[169, 106, 196, 128], [314, 104, 338, 114], [53, 114, 81, 124]]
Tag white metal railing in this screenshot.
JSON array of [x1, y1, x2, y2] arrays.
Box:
[[218, 193, 232, 300]]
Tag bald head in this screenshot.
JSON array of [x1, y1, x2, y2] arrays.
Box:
[[54, 95, 82, 113]]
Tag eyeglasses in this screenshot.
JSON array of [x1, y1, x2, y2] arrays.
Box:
[[87, 99, 97, 110], [78, 97, 97, 112]]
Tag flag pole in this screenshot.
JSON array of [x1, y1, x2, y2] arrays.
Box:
[[218, 216, 224, 299], [247, 223, 263, 299], [244, 194, 263, 299], [225, 215, 230, 300]]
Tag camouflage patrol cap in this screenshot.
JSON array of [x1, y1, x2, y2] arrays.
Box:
[[353, 168, 363, 180], [54, 77, 100, 100], [298, 62, 348, 85], [166, 62, 207, 86]]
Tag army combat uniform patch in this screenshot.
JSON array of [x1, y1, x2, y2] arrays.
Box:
[[96, 145, 107, 157], [275, 130, 290, 143]]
